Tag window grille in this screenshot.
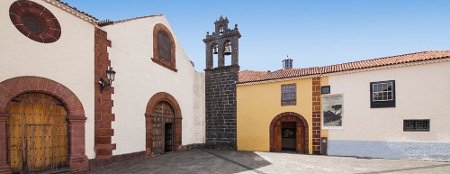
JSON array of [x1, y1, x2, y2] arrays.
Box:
[[403, 119, 430, 131]]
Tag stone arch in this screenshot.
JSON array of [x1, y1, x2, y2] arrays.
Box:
[[269, 112, 309, 153], [0, 76, 88, 173], [145, 92, 182, 157]]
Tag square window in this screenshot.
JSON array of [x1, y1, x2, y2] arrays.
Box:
[[370, 80, 395, 108], [281, 84, 296, 106], [321, 86, 330, 94], [403, 119, 430, 131]]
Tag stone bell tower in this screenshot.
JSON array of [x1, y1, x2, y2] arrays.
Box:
[[203, 16, 241, 149]]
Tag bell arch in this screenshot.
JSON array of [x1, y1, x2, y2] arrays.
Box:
[[0, 76, 88, 173], [145, 92, 182, 157], [269, 112, 309, 153]]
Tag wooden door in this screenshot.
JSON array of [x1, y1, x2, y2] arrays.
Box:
[[272, 121, 282, 152], [152, 101, 175, 154], [296, 123, 305, 153], [7, 93, 67, 173]]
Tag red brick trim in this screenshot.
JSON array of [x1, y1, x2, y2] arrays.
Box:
[[9, 0, 61, 43], [152, 23, 177, 72], [269, 112, 309, 153], [145, 92, 182, 157], [311, 77, 321, 154], [94, 28, 116, 159], [0, 76, 88, 173]]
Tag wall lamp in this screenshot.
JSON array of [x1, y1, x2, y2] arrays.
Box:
[[99, 67, 116, 93]]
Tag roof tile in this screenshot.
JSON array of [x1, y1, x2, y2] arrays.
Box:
[[239, 50, 450, 83]]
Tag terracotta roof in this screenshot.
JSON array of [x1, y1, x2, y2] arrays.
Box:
[[239, 50, 450, 84]]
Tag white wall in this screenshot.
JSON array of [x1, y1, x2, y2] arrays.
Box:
[[327, 61, 450, 142], [102, 15, 205, 155], [0, 0, 96, 158]]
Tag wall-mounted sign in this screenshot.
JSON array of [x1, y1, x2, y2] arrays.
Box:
[[322, 94, 343, 129]]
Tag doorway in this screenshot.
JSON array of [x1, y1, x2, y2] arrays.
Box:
[[281, 122, 296, 152], [152, 101, 175, 154], [270, 113, 308, 153], [165, 123, 173, 152], [7, 93, 67, 173]]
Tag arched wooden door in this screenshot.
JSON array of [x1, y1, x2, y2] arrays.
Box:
[[7, 93, 67, 173], [152, 101, 175, 154], [272, 120, 305, 152], [270, 113, 308, 153]]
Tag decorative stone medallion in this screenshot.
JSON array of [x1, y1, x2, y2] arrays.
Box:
[[9, 0, 61, 43]]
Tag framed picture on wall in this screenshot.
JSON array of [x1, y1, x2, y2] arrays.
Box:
[[322, 94, 344, 129]]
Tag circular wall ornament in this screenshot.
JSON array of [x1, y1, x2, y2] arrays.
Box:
[[9, 0, 61, 43]]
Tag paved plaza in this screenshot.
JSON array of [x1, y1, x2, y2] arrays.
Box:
[[81, 149, 450, 174]]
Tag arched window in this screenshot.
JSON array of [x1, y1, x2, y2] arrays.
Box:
[[152, 24, 177, 72], [219, 26, 224, 35]]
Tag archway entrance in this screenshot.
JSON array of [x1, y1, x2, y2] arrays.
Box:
[[270, 112, 309, 153], [152, 101, 174, 154], [0, 76, 88, 173], [8, 93, 68, 173], [145, 92, 182, 157]]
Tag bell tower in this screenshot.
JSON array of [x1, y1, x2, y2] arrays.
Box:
[[203, 16, 241, 149], [204, 15, 241, 68]]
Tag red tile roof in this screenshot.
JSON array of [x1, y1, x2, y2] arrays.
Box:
[[239, 50, 450, 84]]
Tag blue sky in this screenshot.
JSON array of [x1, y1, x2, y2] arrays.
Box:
[[61, 0, 450, 72]]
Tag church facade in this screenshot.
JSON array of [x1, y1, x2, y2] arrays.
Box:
[[1, 0, 449, 173], [1, 0, 204, 173]]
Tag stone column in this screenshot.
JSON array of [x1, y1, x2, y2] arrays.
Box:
[[218, 44, 225, 67], [67, 116, 89, 173]]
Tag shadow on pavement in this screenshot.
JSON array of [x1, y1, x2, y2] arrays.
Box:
[[81, 149, 272, 174]]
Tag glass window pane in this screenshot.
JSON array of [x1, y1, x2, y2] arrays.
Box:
[[382, 83, 388, 91]]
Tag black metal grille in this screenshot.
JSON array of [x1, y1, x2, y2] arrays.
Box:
[[403, 119, 430, 131]]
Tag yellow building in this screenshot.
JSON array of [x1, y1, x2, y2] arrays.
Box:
[[237, 57, 328, 154]]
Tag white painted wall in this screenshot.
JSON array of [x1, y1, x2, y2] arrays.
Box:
[[327, 61, 450, 142], [0, 0, 96, 158], [102, 15, 205, 155]]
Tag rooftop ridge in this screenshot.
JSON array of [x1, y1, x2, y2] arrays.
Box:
[[42, 0, 98, 24], [239, 50, 450, 84], [113, 14, 165, 24]]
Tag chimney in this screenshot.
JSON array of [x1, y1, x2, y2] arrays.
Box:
[[282, 55, 293, 69]]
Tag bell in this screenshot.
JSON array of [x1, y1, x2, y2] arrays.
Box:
[[213, 47, 218, 54], [223, 45, 232, 55]]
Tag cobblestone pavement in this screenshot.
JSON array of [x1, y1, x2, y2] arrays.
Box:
[[81, 149, 450, 174]]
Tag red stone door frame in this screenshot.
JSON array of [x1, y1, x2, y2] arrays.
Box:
[[145, 92, 182, 157], [0, 76, 89, 173], [269, 112, 309, 153]]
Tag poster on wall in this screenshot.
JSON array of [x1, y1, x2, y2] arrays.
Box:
[[322, 94, 343, 129]]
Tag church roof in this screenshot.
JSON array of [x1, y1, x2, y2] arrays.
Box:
[[113, 14, 164, 24], [239, 50, 450, 84], [42, 0, 98, 24]]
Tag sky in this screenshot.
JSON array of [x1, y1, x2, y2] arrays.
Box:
[[61, 0, 450, 72]]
